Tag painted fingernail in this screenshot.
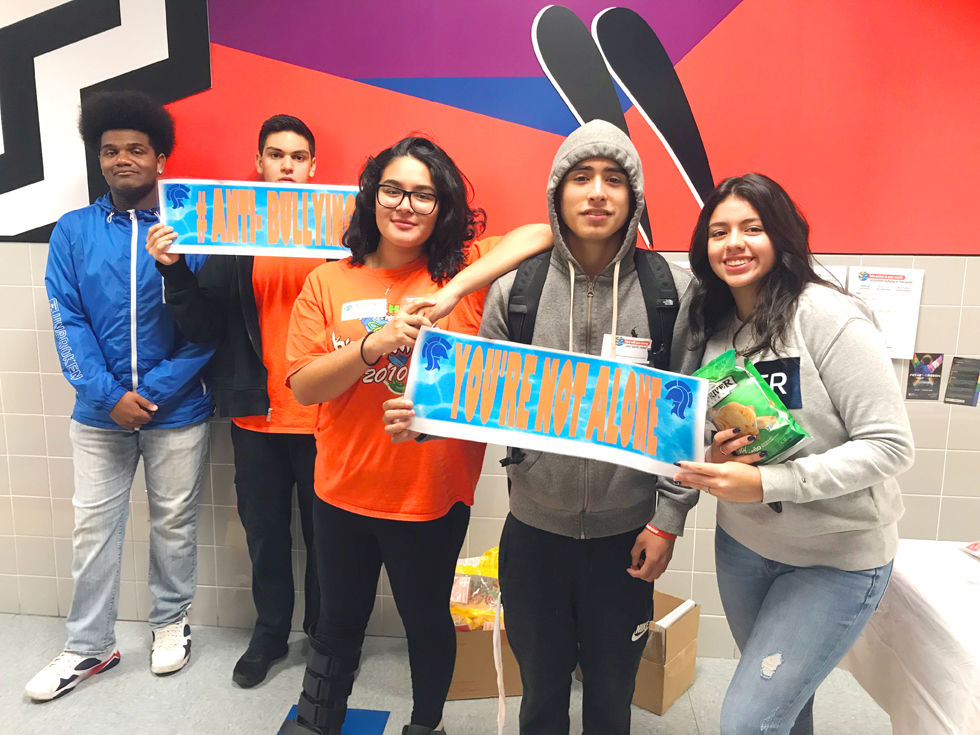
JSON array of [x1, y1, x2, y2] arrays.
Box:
[[673, 461, 682, 467], [747, 435, 756, 442], [759, 451, 768, 458], [732, 427, 741, 434]]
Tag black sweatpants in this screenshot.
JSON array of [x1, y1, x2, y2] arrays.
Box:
[[231, 424, 319, 652], [499, 514, 653, 735], [311, 499, 469, 728]]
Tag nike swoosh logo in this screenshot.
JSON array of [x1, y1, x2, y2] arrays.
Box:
[[631, 622, 649, 642]]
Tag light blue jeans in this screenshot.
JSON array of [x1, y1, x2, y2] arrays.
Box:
[[715, 525, 892, 735], [65, 420, 209, 655]]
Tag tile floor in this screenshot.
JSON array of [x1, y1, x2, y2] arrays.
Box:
[[1, 613, 892, 734]]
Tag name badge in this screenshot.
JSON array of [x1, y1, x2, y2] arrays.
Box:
[[341, 298, 387, 322], [601, 334, 653, 364]]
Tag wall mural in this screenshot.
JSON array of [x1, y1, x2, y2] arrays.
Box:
[[1, 0, 977, 254], [0, 0, 209, 241]]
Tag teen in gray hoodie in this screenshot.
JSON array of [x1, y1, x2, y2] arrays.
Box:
[[673, 174, 914, 735], [476, 120, 699, 734]]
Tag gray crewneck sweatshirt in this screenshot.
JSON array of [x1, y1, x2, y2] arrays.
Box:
[[479, 120, 700, 539], [705, 283, 914, 570]]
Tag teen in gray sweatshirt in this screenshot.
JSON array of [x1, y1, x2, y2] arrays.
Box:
[[673, 173, 914, 735], [477, 120, 699, 734], [382, 120, 699, 733]]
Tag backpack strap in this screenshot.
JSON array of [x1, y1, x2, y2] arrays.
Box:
[[506, 251, 552, 345], [633, 249, 679, 370], [507, 248, 679, 369]]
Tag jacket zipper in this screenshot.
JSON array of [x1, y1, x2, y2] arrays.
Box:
[[581, 276, 598, 538], [129, 211, 139, 392]]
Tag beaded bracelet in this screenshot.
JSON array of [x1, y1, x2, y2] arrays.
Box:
[[645, 523, 676, 540], [360, 332, 381, 366]]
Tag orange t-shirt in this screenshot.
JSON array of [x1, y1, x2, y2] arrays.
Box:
[[285, 238, 500, 521], [233, 256, 320, 434]]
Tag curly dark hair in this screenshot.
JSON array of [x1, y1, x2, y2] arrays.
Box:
[[343, 136, 486, 284], [79, 90, 175, 156], [258, 114, 315, 156], [688, 173, 842, 357]]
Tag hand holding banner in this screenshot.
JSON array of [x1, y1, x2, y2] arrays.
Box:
[[404, 327, 706, 476], [158, 179, 358, 258]]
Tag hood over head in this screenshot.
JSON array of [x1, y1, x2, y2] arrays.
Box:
[[546, 119, 645, 271]]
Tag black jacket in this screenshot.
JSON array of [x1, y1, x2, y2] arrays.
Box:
[[157, 255, 269, 418]]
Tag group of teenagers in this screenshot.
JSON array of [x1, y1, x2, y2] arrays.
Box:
[[26, 90, 914, 735]]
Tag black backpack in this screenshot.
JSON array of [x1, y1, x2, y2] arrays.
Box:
[[506, 248, 679, 370]]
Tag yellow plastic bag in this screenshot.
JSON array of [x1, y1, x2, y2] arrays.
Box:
[[450, 547, 502, 630]]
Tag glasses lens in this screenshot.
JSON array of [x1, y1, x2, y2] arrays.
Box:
[[377, 186, 403, 209], [410, 193, 437, 215]]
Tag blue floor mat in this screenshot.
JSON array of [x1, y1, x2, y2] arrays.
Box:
[[278, 705, 389, 734]]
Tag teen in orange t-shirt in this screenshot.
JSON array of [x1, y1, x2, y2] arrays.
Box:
[[147, 115, 322, 689], [280, 137, 549, 735]]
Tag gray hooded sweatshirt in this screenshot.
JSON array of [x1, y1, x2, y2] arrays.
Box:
[[704, 284, 914, 570], [479, 120, 699, 539]]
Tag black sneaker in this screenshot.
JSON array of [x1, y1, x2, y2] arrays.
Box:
[[232, 645, 289, 688], [402, 725, 447, 735]]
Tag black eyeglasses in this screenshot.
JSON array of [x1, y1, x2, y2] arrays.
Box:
[[376, 185, 438, 215]]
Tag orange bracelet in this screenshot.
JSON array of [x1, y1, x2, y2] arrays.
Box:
[[645, 523, 676, 540]]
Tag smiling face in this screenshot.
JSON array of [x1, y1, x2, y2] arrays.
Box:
[[374, 155, 438, 260], [99, 129, 164, 208], [255, 130, 316, 183], [707, 195, 777, 317]]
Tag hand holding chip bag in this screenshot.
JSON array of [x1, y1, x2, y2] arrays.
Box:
[[694, 349, 810, 465]]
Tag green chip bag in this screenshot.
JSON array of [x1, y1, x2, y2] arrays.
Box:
[[693, 349, 810, 464]]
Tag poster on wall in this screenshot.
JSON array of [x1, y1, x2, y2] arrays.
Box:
[[847, 267, 924, 360], [905, 353, 944, 401], [159, 179, 356, 258], [943, 357, 980, 407], [404, 327, 707, 476]]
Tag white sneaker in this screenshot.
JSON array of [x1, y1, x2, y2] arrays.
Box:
[[150, 614, 191, 675], [25, 649, 121, 701]]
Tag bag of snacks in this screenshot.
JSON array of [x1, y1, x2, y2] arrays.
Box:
[[694, 349, 809, 464], [450, 547, 503, 631]]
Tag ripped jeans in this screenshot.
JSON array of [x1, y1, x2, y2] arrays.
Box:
[[715, 525, 892, 735]]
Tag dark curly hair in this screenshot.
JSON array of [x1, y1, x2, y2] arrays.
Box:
[[343, 136, 486, 284], [258, 114, 315, 156], [688, 173, 842, 358], [79, 90, 175, 156]]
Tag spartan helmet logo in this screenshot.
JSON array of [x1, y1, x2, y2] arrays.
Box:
[[664, 379, 694, 419], [166, 183, 192, 210], [421, 334, 452, 371]]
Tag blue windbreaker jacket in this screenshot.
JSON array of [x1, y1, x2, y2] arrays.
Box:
[[44, 194, 215, 429]]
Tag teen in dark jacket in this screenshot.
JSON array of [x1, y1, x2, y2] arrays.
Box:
[[150, 115, 323, 688]]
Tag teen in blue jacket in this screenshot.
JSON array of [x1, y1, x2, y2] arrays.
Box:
[[26, 91, 214, 702]]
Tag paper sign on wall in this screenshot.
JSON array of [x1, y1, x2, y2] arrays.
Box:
[[944, 357, 980, 407], [906, 353, 943, 401], [847, 267, 924, 360]]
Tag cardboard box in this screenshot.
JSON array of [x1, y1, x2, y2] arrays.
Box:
[[446, 628, 523, 700], [632, 590, 700, 715], [575, 589, 700, 715]]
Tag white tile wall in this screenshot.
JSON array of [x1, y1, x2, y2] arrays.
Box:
[[1, 244, 978, 661]]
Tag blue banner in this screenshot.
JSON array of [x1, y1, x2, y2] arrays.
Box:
[[405, 328, 706, 475], [158, 178, 358, 258]]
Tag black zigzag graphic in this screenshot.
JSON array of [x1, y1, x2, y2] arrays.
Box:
[[0, 0, 119, 198], [0, 0, 211, 242], [593, 8, 713, 205], [533, 5, 654, 247]]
